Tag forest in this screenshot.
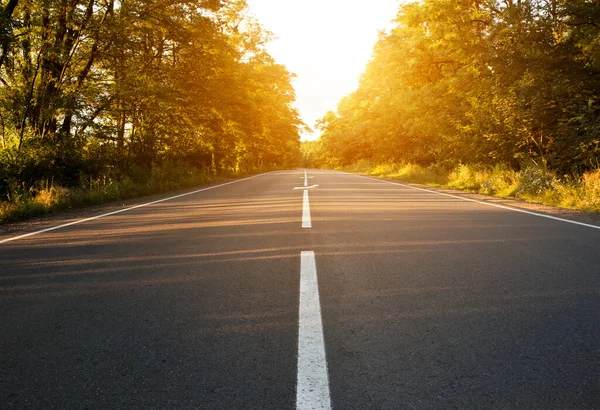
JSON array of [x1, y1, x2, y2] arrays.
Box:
[[3, 0, 600, 221], [0, 0, 302, 220], [307, 0, 600, 210]]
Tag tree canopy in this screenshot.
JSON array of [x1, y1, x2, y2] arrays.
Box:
[[315, 0, 600, 175], [0, 0, 302, 200]]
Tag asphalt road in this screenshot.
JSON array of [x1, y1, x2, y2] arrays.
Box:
[[1, 170, 599, 409]]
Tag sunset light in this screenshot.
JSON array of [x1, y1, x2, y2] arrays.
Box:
[[2, 0, 600, 407], [246, 0, 402, 140]]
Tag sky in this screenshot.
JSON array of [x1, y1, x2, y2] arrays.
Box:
[[245, 0, 402, 140]]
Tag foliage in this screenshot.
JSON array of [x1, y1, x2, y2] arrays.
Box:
[[314, 0, 600, 176], [0, 161, 224, 223], [346, 161, 600, 213], [0, 0, 302, 219]]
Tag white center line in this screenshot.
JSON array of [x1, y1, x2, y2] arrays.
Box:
[[302, 190, 312, 228], [304, 170, 308, 187], [297, 251, 331, 410]]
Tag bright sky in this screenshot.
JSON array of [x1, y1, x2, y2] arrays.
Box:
[[245, 0, 402, 140]]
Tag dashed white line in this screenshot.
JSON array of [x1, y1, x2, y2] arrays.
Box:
[[302, 190, 312, 229], [297, 251, 331, 410]]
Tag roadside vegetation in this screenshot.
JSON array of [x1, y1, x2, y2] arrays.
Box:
[[336, 160, 600, 212], [303, 0, 600, 213], [0, 165, 267, 223], [0, 0, 303, 223]]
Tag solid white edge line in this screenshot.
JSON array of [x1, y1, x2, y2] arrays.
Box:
[[302, 190, 312, 228], [344, 172, 600, 231], [297, 251, 331, 410], [0, 173, 269, 245]]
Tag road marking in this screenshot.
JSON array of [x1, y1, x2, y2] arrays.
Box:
[[348, 172, 600, 231], [301, 171, 315, 186], [294, 185, 319, 190], [297, 251, 331, 410], [302, 190, 312, 228], [0, 173, 269, 245]]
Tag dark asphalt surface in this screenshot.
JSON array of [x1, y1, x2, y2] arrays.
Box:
[[1, 170, 599, 409]]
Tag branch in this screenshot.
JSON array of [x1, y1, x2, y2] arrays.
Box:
[[0, 0, 20, 69], [18, 49, 42, 150], [74, 96, 114, 138], [563, 20, 600, 29], [2, 0, 19, 16]]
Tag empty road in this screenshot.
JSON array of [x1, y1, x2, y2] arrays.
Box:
[[1, 170, 599, 409]]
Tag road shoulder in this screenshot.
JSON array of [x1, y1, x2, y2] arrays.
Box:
[[352, 172, 600, 227], [0, 175, 266, 242]]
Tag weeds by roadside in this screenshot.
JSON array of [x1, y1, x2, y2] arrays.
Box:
[[0, 164, 259, 224], [347, 161, 600, 213]]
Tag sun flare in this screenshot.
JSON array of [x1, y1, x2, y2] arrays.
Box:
[[246, 0, 402, 140]]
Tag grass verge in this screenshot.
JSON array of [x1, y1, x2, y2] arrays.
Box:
[[345, 161, 600, 213], [0, 164, 266, 224]]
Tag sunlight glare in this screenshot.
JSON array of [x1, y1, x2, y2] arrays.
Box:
[[246, 0, 402, 140]]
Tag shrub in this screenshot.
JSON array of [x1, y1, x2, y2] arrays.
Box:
[[346, 161, 600, 214], [395, 163, 448, 185], [345, 159, 373, 173], [515, 163, 554, 196], [0, 163, 220, 223], [370, 163, 397, 176], [581, 169, 600, 210], [448, 164, 487, 191]]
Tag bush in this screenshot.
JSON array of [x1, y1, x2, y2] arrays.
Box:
[[346, 161, 600, 213], [369, 163, 397, 176], [0, 162, 220, 223], [448, 164, 487, 191], [345, 159, 373, 173], [515, 163, 554, 197], [581, 169, 600, 210], [394, 163, 448, 185]]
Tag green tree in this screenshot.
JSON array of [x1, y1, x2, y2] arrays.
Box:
[[316, 0, 600, 174]]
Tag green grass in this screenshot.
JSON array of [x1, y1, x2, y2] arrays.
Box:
[[5, 160, 598, 223], [0, 164, 257, 224], [347, 161, 600, 213]]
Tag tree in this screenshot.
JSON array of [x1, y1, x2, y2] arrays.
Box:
[[316, 0, 600, 174], [0, 0, 302, 201]]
